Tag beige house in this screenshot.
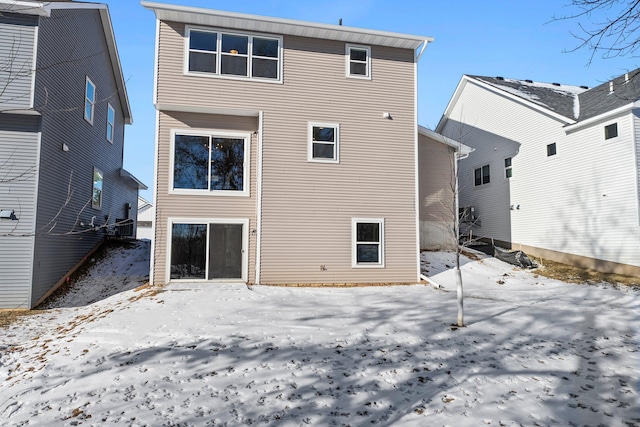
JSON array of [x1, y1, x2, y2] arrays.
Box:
[[143, 2, 442, 286]]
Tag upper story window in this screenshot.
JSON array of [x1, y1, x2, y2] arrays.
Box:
[[106, 103, 115, 143], [92, 167, 103, 209], [604, 122, 618, 140], [346, 44, 371, 79], [308, 122, 339, 163], [504, 157, 512, 179], [547, 142, 557, 157], [84, 77, 96, 124], [171, 130, 250, 196], [186, 27, 281, 82], [474, 164, 490, 186]]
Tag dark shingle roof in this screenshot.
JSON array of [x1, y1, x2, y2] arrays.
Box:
[[578, 68, 640, 121], [467, 69, 640, 123], [468, 75, 586, 121]]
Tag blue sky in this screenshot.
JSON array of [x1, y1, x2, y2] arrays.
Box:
[[110, 0, 634, 201]]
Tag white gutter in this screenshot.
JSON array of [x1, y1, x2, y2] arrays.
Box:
[[415, 39, 432, 62]]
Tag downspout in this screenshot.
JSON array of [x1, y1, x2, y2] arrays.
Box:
[[255, 111, 264, 284]]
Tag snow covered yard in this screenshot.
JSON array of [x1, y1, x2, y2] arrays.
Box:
[[0, 242, 638, 426]]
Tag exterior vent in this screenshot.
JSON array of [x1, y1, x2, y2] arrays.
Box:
[[552, 82, 561, 86], [496, 76, 504, 80], [580, 85, 589, 89], [459, 206, 476, 224], [525, 79, 533, 83]]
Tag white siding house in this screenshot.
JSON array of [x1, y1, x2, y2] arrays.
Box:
[[137, 196, 153, 240], [437, 71, 640, 276]]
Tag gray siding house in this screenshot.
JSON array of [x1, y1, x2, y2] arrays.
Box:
[[143, 2, 438, 286], [0, 0, 145, 309]]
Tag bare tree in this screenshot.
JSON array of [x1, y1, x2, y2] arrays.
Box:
[[553, 0, 640, 63]]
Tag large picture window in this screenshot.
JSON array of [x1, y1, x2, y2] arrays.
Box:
[[169, 220, 247, 282], [186, 27, 281, 81], [172, 131, 249, 196], [352, 218, 385, 268]]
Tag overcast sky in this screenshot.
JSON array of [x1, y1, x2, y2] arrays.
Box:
[[110, 0, 635, 201]]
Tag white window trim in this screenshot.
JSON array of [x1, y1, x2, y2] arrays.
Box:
[[84, 76, 96, 125], [92, 167, 103, 210], [473, 164, 491, 187], [308, 122, 339, 164], [166, 217, 249, 284], [504, 157, 512, 180], [603, 121, 620, 143], [184, 26, 283, 84], [169, 128, 251, 197], [106, 103, 115, 143], [345, 44, 371, 80], [352, 218, 385, 268]]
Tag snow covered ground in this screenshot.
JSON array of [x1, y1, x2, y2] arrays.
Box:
[[1, 241, 638, 426]]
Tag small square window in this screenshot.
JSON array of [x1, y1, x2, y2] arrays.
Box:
[[106, 103, 115, 143], [352, 218, 384, 267], [84, 77, 95, 124], [547, 143, 557, 157], [346, 44, 371, 79], [474, 164, 490, 186], [604, 123, 618, 140], [504, 157, 512, 179], [308, 122, 339, 163], [92, 167, 103, 209]]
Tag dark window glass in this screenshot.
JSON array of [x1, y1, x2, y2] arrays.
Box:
[[252, 58, 278, 79], [604, 123, 618, 140], [312, 126, 335, 142], [221, 55, 247, 76], [357, 222, 380, 242], [547, 143, 557, 156], [189, 52, 217, 73], [482, 165, 490, 184], [506, 168, 513, 179], [190, 31, 217, 51], [174, 135, 209, 189], [210, 138, 244, 191], [504, 157, 512, 167], [351, 48, 367, 62], [475, 165, 490, 185], [222, 34, 248, 54], [357, 244, 379, 263], [170, 224, 207, 279], [313, 143, 334, 159], [474, 168, 482, 186], [253, 37, 278, 58], [209, 224, 243, 279], [350, 62, 367, 76]]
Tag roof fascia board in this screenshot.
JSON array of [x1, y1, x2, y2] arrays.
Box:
[[418, 125, 474, 155], [435, 75, 469, 133], [141, 1, 432, 49], [469, 77, 577, 124], [156, 103, 260, 117], [0, 1, 49, 16], [120, 168, 148, 190], [564, 102, 637, 133]]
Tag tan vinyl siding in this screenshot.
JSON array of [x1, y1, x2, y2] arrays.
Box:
[[155, 21, 418, 284], [153, 111, 258, 285], [418, 134, 456, 250]]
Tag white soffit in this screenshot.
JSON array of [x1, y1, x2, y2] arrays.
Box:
[[141, 1, 432, 50]]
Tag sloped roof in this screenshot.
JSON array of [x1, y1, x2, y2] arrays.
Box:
[[468, 75, 586, 121], [141, 1, 432, 51], [578, 68, 640, 121]]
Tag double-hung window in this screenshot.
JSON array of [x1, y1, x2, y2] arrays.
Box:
[[352, 218, 384, 267], [308, 122, 339, 163], [84, 77, 96, 124], [171, 131, 250, 196], [474, 165, 490, 186], [92, 167, 103, 209], [106, 103, 115, 143], [186, 27, 281, 81], [346, 44, 371, 79]]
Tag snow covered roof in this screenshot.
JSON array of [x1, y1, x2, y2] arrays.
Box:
[[468, 75, 586, 121], [577, 68, 640, 121]]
